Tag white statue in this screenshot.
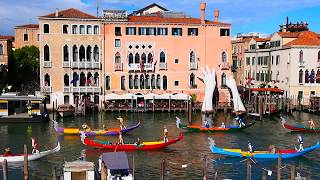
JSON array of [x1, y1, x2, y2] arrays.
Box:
[[198, 66, 216, 112], [226, 76, 246, 112]]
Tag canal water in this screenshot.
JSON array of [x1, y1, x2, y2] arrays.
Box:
[[0, 111, 319, 179]]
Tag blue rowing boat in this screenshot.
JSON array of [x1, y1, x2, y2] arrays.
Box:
[[208, 138, 320, 159]]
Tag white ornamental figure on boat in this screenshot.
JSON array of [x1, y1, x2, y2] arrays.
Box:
[[198, 66, 216, 113]]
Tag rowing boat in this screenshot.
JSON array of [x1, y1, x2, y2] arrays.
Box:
[[54, 121, 140, 136], [208, 138, 320, 159], [0, 142, 60, 163], [81, 134, 183, 151], [176, 118, 255, 132], [281, 117, 320, 133]]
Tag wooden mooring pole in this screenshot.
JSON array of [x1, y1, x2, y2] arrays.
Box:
[[290, 163, 295, 180], [2, 159, 8, 180], [188, 101, 192, 123], [246, 159, 251, 180], [203, 155, 207, 180], [262, 171, 267, 180], [277, 153, 282, 180], [52, 101, 55, 120], [52, 167, 57, 180], [24, 144, 28, 180], [132, 154, 135, 180], [160, 159, 166, 180]]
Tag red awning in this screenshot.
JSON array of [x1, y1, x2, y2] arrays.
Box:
[[249, 88, 284, 93]]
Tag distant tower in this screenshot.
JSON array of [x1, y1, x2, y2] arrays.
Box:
[[96, 0, 99, 17]]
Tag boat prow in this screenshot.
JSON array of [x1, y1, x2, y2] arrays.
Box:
[[281, 116, 320, 133]]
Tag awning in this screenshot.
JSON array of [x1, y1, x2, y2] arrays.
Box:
[[157, 93, 172, 99], [101, 152, 129, 170], [121, 93, 136, 99], [249, 88, 284, 93], [144, 93, 159, 100], [105, 93, 122, 100], [171, 93, 190, 100]]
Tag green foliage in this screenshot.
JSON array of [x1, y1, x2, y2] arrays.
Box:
[[190, 93, 197, 103], [7, 46, 40, 92]]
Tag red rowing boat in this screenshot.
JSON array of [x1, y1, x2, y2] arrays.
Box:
[[281, 117, 320, 133], [81, 134, 183, 151]]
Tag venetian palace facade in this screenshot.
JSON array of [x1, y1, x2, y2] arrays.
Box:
[[38, 3, 232, 108]]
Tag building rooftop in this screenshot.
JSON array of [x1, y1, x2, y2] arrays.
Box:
[[0, 35, 14, 40], [130, 3, 168, 16], [277, 31, 301, 38], [284, 31, 320, 46], [15, 24, 39, 29], [40, 8, 97, 19], [253, 37, 271, 42]]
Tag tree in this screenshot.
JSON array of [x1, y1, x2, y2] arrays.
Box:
[[7, 46, 40, 93]]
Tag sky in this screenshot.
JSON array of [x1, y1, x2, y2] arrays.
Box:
[[1, 0, 320, 36]]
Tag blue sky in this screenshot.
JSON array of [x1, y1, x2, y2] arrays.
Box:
[[1, 0, 320, 36]]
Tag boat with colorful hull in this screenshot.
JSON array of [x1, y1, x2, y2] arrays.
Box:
[[81, 134, 183, 151], [54, 121, 140, 136], [176, 118, 255, 132], [208, 138, 320, 159], [0, 142, 60, 163], [281, 117, 320, 133]]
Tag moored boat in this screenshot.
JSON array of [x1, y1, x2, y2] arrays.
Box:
[[54, 121, 141, 136], [208, 138, 320, 159], [57, 104, 75, 118], [281, 117, 320, 133], [0, 142, 60, 163], [176, 117, 255, 132], [81, 134, 183, 151]]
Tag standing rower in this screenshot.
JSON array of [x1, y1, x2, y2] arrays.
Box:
[[297, 135, 304, 151], [163, 126, 168, 142], [117, 117, 126, 130], [31, 137, 40, 154], [248, 142, 254, 154], [308, 119, 315, 129]]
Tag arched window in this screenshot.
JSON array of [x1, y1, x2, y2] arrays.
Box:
[[80, 72, 86, 86], [318, 51, 320, 63], [72, 72, 78, 87], [44, 74, 50, 86], [148, 53, 153, 63], [221, 73, 226, 87], [86, 46, 92, 61], [121, 76, 125, 90], [190, 73, 195, 87], [316, 70, 320, 83], [160, 51, 165, 63], [156, 74, 161, 89], [162, 75, 167, 90], [145, 74, 150, 89], [87, 25, 92, 34], [63, 45, 69, 61], [44, 45, 50, 61], [129, 53, 133, 64], [115, 52, 121, 63], [79, 45, 85, 62], [299, 50, 303, 64], [64, 74, 69, 86], [93, 45, 99, 62], [94, 72, 99, 86], [151, 74, 155, 89], [87, 72, 93, 86], [221, 51, 227, 63], [140, 74, 144, 89], [190, 51, 195, 63], [0, 44, 3, 55], [134, 75, 139, 89], [72, 45, 78, 62], [299, 69, 303, 83], [135, 53, 140, 64], [141, 53, 146, 63], [305, 70, 309, 83], [79, 25, 85, 34], [310, 69, 315, 83], [129, 75, 133, 89], [105, 76, 110, 90]]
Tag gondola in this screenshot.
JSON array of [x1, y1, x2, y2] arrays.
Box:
[[81, 134, 183, 151], [0, 142, 60, 163], [208, 138, 320, 159], [53, 121, 140, 136], [281, 117, 320, 133], [176, 117, 255, 132]]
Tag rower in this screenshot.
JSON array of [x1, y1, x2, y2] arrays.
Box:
[[248, 142, 254, 154], [220, 122, 226, 128], [235, 116, 245, 127], [308, 119, 315, 129], [135, 137, 142, 146], [117, 117, 126, 130], [203, 119, 210, 128], [82, 123, 91, 132], [297, 135, 304, 151], [163, 126, 168, 143], [268, 145, 276, 154], [3, 147, 12, 157], [31, 137, 40, 154], [118, 133, 124, 145]]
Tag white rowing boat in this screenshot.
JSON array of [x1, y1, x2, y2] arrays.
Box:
[[0, 142, 60, 163]]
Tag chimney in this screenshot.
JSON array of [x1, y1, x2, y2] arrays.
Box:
[[200, 3, 206, 24], [55, 8, 59, 17], [214, 9, 220, 22]]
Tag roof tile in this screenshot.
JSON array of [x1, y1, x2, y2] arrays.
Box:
[[40, 8, 97, 19], [284, 31, 320, 46], [15, 24, 39, 29]]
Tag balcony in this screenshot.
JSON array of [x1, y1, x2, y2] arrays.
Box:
[[128, 64, 140, 71], [42, 86, 52, 93], [299, 61, 305, 67], [189, 62, 198, 70], [63, 62, 70, 68], [144, 63, 154, 71], [72, 86, 101, 94], [219, 63, 230, 70], [71, 61, 100, 69], [64, 87, 70, 93], [159, 62, 167, 70], [44, 61, 52, 68], [93, 62, 100, 69], [79, 62, 86, 69], [114, 63, 123, 71]]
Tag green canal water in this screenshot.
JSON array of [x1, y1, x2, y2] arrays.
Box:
[[0, 111, 319, 179]]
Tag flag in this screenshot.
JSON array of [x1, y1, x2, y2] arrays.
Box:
[[70, 75, 79, 84], [246, 77, 252, 86]]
